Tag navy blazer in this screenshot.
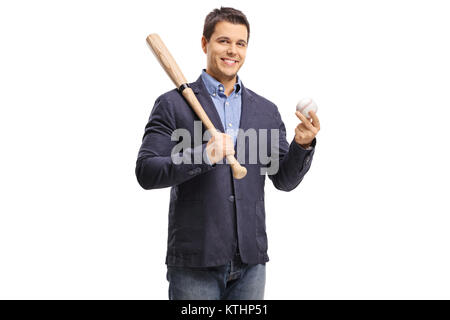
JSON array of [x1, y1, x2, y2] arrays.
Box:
[[135, 74, 316, 267]]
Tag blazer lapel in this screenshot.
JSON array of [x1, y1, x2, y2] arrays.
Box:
[[238, 82, 256, 133], [189, 76, 225, 133], [235, 82, 258, 163]]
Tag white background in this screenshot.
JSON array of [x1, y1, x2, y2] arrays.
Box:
[[1, 0, 449, 299]]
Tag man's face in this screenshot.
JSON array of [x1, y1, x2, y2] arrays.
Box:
[[201, 21, 248, 82]]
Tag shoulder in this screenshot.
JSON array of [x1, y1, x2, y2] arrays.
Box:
[[155, 88, 181, 105], [245, 87, 281, 117], [147, 89, 179, 124], [151, 87, 187, 114], [247, 87, 277, 106]]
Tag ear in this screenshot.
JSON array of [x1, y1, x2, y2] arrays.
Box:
[[201, 36, 207, 54]]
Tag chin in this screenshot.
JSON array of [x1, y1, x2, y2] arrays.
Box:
[[219, 68, 237, 78], [223, 71, 236, 77]]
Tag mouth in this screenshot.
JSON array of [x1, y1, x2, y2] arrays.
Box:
[[221, 58, 239, 66]]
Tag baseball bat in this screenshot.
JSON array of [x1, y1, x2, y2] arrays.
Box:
[[146, 33, 247, 179]]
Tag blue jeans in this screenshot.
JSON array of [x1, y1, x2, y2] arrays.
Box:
[[166, 252, 266, 300]]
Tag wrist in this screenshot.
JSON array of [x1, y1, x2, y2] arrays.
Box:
[[299, 142, 311, 149]]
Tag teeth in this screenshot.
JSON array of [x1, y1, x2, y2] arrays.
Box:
[[222, 59, 236, 64]]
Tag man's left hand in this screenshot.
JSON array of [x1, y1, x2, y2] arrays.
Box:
[[294, 111, 320, 148]]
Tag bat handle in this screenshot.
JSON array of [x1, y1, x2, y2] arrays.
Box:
[[226, 154, 247, 179], [183, 91, 247, 180], [207, 129, 247, 179]]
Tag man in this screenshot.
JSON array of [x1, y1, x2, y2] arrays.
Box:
[[135, 7, 320, 300]]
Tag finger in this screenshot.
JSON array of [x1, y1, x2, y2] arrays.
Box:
[[295, 127, 305, 139], [295, 111, 307, 122], [224, 134, 233, 143], [225, 143, 234, 153], [212, 131, 222, 139], [225, 135, 233, 144], [296, 122, 308, 131], [297, 123, 317, 137], [295, 111, 315, 131], [222, 136, 229, 150], [295, 124, 306, 133], [222, 138, 234, 154], [309, 111, 320, 130]]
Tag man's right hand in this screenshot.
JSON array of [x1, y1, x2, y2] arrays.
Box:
[[205, 133, 235, 165]]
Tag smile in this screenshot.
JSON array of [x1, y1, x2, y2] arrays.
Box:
[[221, 58, 238, 66]]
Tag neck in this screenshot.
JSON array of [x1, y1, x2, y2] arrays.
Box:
[[206, 69, 237, 96]]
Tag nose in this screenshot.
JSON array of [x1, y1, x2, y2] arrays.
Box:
[[227, 43, 238, 56]]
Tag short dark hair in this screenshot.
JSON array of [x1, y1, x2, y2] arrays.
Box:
[[203, 7, 250, 43]]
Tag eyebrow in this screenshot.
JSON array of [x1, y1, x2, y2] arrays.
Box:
[[216, 36, 247, 44]]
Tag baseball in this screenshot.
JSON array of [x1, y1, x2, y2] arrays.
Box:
[[296, 98, 318, 119]]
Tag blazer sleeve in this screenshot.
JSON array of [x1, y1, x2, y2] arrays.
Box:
[[268, 106, 317, 191], [135, 95, 214, 190]]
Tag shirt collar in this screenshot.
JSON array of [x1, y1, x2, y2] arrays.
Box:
[[201, 69, 241, 96]]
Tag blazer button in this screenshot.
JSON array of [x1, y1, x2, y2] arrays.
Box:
[[228, 195, 235, 202]]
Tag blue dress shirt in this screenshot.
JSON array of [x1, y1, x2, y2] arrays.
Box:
[[200, 69, 242, 145]]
